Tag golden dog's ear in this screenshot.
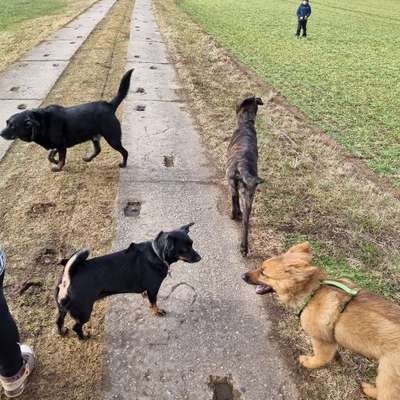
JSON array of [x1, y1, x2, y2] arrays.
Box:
[[287, 241, 311, 255], [284, 264, 323, 282]]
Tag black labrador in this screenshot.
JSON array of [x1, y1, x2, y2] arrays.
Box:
[[55, 223, 201, 340], [226, 96, 264, 256], [0, 69, 134, 172]]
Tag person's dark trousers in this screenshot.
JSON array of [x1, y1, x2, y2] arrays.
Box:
[[296, 18, 308, 37], [0, 272, 22, 378]]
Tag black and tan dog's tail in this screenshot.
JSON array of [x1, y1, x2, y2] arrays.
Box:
[[56, 248, 90, 306], [109, 69, 134, 112]]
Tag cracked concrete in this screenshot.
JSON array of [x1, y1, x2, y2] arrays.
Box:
[[0, 0, 117, 161], [105, 0, 300, 399]]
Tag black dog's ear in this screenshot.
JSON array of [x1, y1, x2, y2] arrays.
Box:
[[125, 242, 136, 253], [59, 258, 69, 266], [180, 222, 194, 233], [25, 111, 40, 128], [255, 97, 264, 106]]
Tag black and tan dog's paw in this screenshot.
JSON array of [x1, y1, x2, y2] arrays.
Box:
[[58, 327, 69, 337], [150, 306, 167, 317]]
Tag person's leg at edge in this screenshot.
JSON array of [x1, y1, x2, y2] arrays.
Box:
[[0, 262, 35, 398]]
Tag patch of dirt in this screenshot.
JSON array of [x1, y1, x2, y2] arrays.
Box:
[[154, 1, 400, 399], [0, 0, 133, 398], [0, 0, 99, 73]]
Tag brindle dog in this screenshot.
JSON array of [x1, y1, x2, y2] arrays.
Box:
[[226, 96, 264, 256]]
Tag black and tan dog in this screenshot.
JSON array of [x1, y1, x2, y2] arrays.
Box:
[[0, 69, 133, 172], [55, 223, 201, 340], [226, 96, 264, 256], [242, 242, 400, 399]]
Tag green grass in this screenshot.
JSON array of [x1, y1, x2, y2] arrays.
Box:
[[0, 0, 65, 31], [179, 0, 400, 184]]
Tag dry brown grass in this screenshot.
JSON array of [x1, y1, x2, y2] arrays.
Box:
[[154, 1, 400, 399], [0, 0, 133, 398], [0, 0, 102, 74]]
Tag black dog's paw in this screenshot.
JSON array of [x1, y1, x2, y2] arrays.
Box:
[[119, 162, 127, 168], [240, 246, 248, 257], [51, 166, 63, 172], [83, 155, 93, 162]]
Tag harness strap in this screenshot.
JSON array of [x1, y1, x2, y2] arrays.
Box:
[[296, 279, 361, 318]]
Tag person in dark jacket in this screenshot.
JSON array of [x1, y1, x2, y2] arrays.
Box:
[[0, 249, 35, 398], [295, 0, 312, 38]]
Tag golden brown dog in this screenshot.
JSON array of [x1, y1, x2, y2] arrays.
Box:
[[242, 242, 400, 399]]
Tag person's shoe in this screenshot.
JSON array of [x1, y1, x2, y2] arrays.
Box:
[[0, 344, 35, 398]]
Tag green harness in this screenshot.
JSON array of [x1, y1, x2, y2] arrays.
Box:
[[295, 279, 361, 318]]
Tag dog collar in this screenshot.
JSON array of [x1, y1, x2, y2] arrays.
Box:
[[151, 241, 171, 275], [0, 249, 5, 276], [295, 279, 361, 318]]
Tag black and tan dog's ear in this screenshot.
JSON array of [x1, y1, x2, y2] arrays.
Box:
[[180, 222, 194, 233], [125, 242, 136, 253], [255, 97, 264, 106], [155, 231, 164, 241], [25, 111, 40, 128]]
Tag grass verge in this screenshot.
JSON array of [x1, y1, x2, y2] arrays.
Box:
[[154, 0, 400, 398], [0, 0, 99, 73], [0, 0, 133, 398], [178, 0, 400, 186]]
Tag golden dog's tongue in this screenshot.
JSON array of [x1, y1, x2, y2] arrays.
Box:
[[256, 284, 272, 295]]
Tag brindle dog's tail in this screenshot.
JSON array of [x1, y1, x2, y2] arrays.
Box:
[[56, 248, 90, 306], [110, 69, 134, 112]]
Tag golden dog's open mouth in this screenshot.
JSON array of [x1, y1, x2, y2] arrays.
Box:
[[255, 284, 273, 295]]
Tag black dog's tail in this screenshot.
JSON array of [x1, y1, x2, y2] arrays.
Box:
[[109, 69, 134, 112], [56, 248, 90, 306]]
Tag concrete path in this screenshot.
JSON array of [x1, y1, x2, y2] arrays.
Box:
[[104, 0, 300, 399], [0, 0, 117, 161]]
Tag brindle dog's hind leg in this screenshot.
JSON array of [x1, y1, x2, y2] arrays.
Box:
[[83, 135, 101, 162], [239, 184, 255, 256], [229, 177, 242, 221]]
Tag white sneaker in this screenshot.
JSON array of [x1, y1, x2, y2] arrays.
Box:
[[0, 344, 35, 398]]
